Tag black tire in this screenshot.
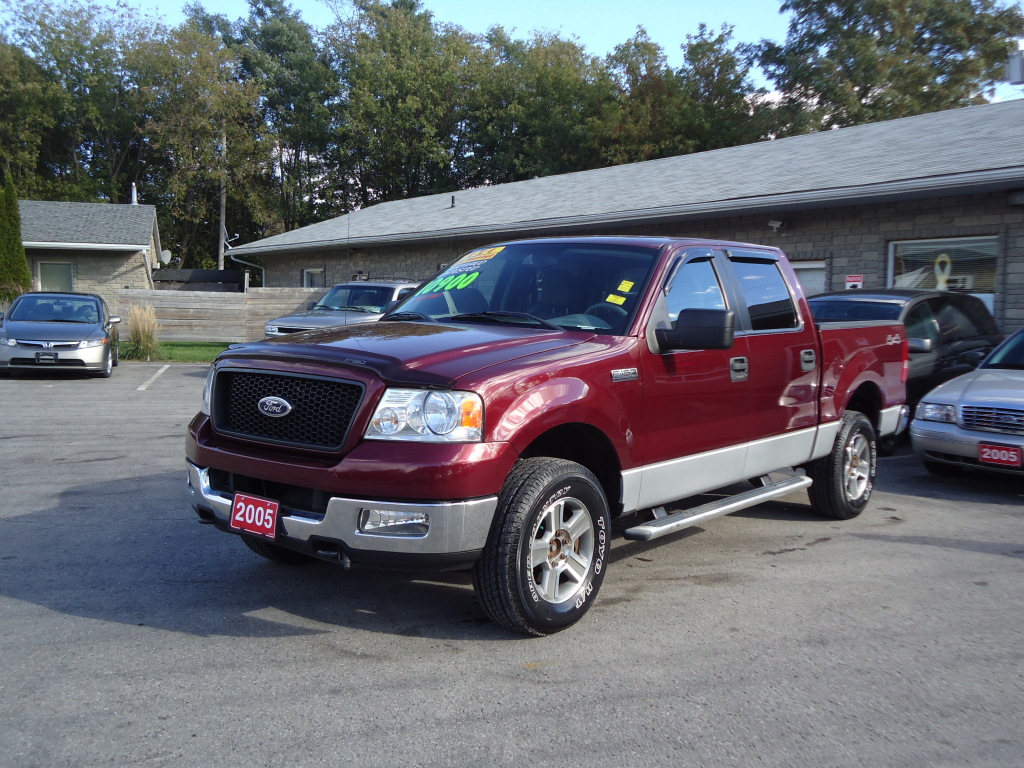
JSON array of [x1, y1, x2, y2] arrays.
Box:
[[242, 535, 315, 564], [876, 432, 898, 456], [92, 350, 113, 378], [112, 344, 119, 367], [806, 410, 876, 520], [473, 458, 610, 636]]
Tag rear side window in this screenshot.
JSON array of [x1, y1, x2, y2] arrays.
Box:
[[731, 257, 799, 331]]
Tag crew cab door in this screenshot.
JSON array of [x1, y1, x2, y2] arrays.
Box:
[[724, 249, 820, 476], [632, 248, 751, 509]]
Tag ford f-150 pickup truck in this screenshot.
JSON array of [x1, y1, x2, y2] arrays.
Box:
[[187, 236, 908, 635]]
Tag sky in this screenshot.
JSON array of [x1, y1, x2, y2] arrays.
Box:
[[142, 0, 1023, 98], [149, 0, 793, 64]]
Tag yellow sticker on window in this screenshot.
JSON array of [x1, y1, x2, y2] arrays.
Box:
[[617, 280, 635, 292], [606, 294, 626, 306], [461, 246, 505, 263]]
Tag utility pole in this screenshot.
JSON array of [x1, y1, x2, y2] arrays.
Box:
[[217, 125, 227, 270]]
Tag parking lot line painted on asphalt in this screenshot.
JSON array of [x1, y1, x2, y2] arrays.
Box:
[[137, 365, 170, 391]]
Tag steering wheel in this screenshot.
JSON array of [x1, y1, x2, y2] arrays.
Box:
[[585, 302, 628, 328]]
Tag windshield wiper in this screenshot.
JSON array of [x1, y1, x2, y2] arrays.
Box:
[[381, 311, 436, 322], [450, 311, 562, 331]]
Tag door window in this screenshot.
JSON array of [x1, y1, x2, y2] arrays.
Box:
[[730, 257, 799, 331], [664, 254, 726, 322]]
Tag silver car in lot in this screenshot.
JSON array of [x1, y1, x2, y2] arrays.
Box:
[[264, 280, 419, 337], [0, 292, 121, 378], [911, 327, 1024, 476]]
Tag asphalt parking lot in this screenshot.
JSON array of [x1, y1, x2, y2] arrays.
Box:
[[1, 363, 1022, 768]]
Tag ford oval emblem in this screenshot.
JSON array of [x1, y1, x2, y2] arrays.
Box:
[[257, 396, 293, 418]]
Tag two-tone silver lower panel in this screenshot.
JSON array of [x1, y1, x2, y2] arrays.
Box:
[[186, 462, 497, 555]]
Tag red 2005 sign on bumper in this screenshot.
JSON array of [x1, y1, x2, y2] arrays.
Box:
[[230, 492, 279, 539]]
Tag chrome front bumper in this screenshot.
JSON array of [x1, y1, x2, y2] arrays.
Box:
[[186, 462, 497, 556]]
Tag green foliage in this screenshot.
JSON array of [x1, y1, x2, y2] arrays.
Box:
[[0, 174, 32, 302], [759, 0, 1024, 129], [158, 341, 231, 362]]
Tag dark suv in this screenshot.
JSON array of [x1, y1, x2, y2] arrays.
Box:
[[808, 289, 1002, 407]]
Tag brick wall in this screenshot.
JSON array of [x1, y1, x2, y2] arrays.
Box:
[[262, 191, 1024, 332], [27, 247, 153, 310]]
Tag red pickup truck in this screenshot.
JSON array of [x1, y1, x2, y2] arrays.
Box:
[[187, 237, 907, 635]]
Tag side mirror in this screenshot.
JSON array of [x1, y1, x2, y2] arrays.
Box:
[[109, 315, 121, 325], [656, 309, 735, 352], [908, 337, 933, 353]]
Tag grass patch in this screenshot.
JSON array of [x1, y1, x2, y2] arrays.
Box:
[[157, 342, 233, 363]]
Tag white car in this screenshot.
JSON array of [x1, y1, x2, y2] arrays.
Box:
[[911, 327, 1024, 476]]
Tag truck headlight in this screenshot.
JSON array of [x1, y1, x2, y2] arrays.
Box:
[[265, 324, 277, 335], [201, 366, 215, 415], [366, 388, 483, 442], [919, 403, 956, 423]]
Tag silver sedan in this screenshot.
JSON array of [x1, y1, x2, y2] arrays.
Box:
[[0, 292, 121, 378], [911, 327, 1024, 476]]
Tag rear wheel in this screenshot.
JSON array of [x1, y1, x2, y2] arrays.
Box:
[[242, 536, 315, 564], [807, 410, 876, 520], [473, 458, 610, 636]]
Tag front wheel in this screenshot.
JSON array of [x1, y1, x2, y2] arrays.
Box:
[[473, 458, 610, 636], [806, 410, 876, 520]]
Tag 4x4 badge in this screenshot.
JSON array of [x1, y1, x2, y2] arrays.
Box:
[[257, 396, 293, 418]]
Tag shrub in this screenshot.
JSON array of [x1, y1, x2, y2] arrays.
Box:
[[119, 304, 163, 361]]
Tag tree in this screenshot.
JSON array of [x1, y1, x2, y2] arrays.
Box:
[[466, 27, 614, 185], [0, 37, 66, 197], [4, 0, 167, 202], [136, 23, 272, 268], [324, 0, 480, 207], [0, 174, 32, 302], [597, 28, 690, 166], [233, 0, 340, 230], [759, 0, 1024, 129], [676, 24, 779, 151]]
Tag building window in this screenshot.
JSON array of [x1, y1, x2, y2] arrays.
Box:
[[889, 236, 998, 313], [301, 268, 325, 288], [39, 262, 73, 292], [791, 260, 826, 296]]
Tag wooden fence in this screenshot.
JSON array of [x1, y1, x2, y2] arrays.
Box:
[[115, 287, 323, 342]]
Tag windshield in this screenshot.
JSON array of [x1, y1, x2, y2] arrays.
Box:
[[9, 295, 101, 323], [385, 242, 660, 335], [982, 330, 1024, 370], [313, 285, 394, 313], [806, 298, 903, 322]]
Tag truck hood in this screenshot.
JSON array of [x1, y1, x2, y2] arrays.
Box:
[[222, 320, 595, 386]]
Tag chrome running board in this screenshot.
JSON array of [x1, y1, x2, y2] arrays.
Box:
[[623, 475, 813, 542]]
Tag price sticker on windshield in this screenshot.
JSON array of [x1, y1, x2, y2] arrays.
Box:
[[230, 492, 279, 539]]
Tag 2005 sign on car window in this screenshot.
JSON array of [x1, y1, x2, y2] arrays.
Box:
[[230, 492, 279, 539]]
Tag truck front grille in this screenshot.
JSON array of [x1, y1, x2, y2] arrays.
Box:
[[961, 405, 1024, 436], [213, 370, 364, 451]]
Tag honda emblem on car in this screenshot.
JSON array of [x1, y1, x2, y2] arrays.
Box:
[[257, 396, 293, 418]]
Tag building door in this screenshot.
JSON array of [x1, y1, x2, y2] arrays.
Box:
[[39, 263, 73, 292]]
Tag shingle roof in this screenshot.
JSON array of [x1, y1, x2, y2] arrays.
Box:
[[235, 99, 1024, 256], [19, 201, 156, 248]]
